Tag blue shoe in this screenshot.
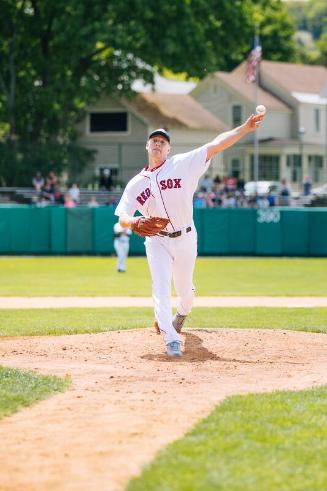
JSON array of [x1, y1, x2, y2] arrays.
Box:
[[166, 341, 182, 357]]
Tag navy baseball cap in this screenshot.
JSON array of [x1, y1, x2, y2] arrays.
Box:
[[148, 128, 170, 143]]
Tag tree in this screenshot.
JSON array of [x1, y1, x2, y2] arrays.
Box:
[[0, 0, 297, 185], [251, 0, 297, 62]]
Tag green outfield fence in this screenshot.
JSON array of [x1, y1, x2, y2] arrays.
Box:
[[0, 205, 327, 256]]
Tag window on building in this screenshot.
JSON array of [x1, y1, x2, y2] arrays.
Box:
[[308, 155, 323, 182], [250, 155, 280, 180], [232, 105, 242, 127], [230, 158, 241, 178], [314, 108, 320, 132], [89, 112, 128, 133], [286, 154, 302, 183]]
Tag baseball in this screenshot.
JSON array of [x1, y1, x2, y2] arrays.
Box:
[[256, 104, 266, 114]]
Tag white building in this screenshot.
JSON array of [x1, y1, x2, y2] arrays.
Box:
[[77, 61, 327, 190]]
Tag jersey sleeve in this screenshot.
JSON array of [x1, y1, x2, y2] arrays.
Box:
[[174, 144, 210, 182], [115, 181, 137, 217]]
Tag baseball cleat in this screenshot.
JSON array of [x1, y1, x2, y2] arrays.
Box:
[[166, 341, 182, 357], [172, 313, 187, 333], [154, 320, 160, 335]]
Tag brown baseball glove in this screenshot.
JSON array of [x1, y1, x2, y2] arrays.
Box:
[[131, 216, 170, 237]]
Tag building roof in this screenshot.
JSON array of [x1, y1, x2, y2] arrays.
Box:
[[132, 73, 196, 94], [128, 93, 228, 132], [259, 60, 327, 95], [214, 69, 290, 111]]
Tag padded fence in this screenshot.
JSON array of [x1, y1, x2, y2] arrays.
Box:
[[0, 205, 326, 256]]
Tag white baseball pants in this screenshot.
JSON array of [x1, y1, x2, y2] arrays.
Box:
[[114, 239, 129, 271], [145, 227, 197, 345]]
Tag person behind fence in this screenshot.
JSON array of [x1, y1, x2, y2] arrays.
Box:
[[279, 178, 291, 206], [113, 221, 132, 273]]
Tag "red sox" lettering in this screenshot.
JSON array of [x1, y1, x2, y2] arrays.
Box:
[[136, 187, 151, 205], [160, 178, 181, 190]]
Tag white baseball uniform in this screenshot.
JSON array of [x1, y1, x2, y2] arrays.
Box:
[[113, 222, 131, 272], [115, 144, 210, 345]]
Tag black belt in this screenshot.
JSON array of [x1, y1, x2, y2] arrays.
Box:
[[159, 226, 192, 238]]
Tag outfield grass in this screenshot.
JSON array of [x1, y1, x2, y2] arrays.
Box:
[[125, 386, 327, 491], [0, 307, 326, 336], [0, 366, 70, 419], [0, 256, 326, 296]]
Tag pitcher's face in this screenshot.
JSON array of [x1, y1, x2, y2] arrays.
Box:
[[146, 136, 170, 164]]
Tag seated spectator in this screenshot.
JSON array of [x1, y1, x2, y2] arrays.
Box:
[[225, 175, 237, 192], [64, 193, 76, 208], [222, 192, 236, 208], [193, 192, 206, 208], [205, 191, 216, 208], [68, 183, 80, 203], [235, 189, 247, 208], [32, 172, 44, 192], [54, 185, 64, 205], [41, 178, 55, 202], [48, 171, 58, 188], [106, 196, 117, 208], [248, 193, 258, 208], [257, 195, 270, 208], [88, 196, 100, 208]]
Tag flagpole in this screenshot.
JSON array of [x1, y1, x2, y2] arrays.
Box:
[[253, 26, 260, 188]]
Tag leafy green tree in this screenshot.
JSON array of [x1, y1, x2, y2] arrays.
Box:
[[305, 0, 327, 40], [251, 0, 297, 62], [316, 32, 327, 66], [0, 0, 297, 186]]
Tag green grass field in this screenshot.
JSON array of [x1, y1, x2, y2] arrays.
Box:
[[0, 255, 326, 489], [0, 307, 326, 336], [0, 256, 326, 296], [0, 366, 70, 420], [126, 386, 327, 491]]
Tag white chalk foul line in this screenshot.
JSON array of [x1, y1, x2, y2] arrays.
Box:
[[0, 296, 326, 309]]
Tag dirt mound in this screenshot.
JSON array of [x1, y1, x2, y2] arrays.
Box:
[[0, 328, 326, 491]]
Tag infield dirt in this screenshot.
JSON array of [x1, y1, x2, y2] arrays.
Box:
[[0, 327, 327, 491]]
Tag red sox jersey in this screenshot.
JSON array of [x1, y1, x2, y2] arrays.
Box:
[[115, 145, 209, 232]]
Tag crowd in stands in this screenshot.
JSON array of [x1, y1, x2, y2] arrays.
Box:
[[30, 170, 307, 209], [193, 174, 295, 208], [31, 171, 119, 208]]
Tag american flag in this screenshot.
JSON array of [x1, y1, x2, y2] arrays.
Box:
[[246, 43, 262, 83]]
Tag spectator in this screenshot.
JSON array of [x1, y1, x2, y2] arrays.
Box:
[[303, 176, 312, 196], [193, 192, 206, 208], [41, 178, 55, 202], [237, 175, 245, 191], [222, 192, 236, 208], [267, 191, 276, 207], [64, 193, 76, 208], [213, 174, 224, 193], [225, 175, 237, 192], [106, 196, 117, 208], [257, 194, 270, 208], [54, 185, 64, 205], [68, 183, 80, 203], [199, 173, 213, 192], [88, 196, 100, 208], [205, 191, 216, 208], [48, 171, 58, 188], [100, 169, 113, 190], [279, 178, 291, 206], [32, 172, 44, 192]]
